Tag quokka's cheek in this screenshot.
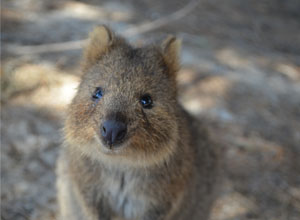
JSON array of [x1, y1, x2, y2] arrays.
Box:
[[64, 114, 97, 146]]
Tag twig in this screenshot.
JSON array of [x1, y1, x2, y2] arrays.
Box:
[[4, 40, 88, 55], [3, 0, 200, 55], [123, 0, 199, 37]]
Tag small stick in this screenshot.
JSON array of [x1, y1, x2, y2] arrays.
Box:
[[3, 0, 200, 55]]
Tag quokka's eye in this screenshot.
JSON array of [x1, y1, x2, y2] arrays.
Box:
[[92, 87, 103, 100], [140, 94, 153, 109]]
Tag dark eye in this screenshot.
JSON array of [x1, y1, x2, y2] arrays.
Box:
[[92, 87, 103, 100], [140, 94, 153, 109]]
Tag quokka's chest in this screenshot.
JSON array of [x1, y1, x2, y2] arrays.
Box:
[[101, 172, 149, 219]]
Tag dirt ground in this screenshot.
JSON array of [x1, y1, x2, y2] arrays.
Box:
[[1, 0, 300, 219]]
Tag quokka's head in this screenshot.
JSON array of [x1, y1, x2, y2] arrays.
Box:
[[64, 26, 181, 167]]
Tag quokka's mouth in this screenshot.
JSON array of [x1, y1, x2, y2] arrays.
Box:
[[94, 134, 129, 154]]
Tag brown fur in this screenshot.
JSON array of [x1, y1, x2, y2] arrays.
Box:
[[56, 26, 219, 220]]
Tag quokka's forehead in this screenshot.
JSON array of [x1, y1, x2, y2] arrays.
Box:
[[90, 62, 167, 87], [99, 46, 166, 71]]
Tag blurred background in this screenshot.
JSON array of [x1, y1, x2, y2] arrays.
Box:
[[1, 0, 300, 219]]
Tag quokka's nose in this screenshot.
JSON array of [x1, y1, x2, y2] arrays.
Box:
[[101, 120, 127, 147]]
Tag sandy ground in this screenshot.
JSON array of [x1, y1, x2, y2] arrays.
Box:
[[1, 0, 300, 219]]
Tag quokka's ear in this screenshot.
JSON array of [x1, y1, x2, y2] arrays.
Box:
[[82, 25, 115, 70], [161, 36, 181, 75]]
